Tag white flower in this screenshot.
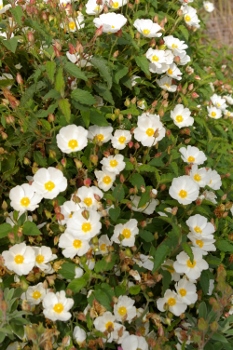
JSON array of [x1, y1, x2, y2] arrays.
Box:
[[56, 125, 88, 154], [207, 106, 222, 119], [94, 170, 116, 191], [111, 129, 132, 150], [156, 75, 177, 92], [157, 289, 187, 316], [162, 259, 181, 281], [100, 154, 125, 174], [59, 232, 90, 258], [121, 335, 148, 350], [67, 13, 85, 32], [114, 295, 136, 322], [206, 169, 222, 190], [133, 254, 153, 271], [166, 63, 182, 80], [2, 243, 35, 276], [66, 52, 92, 67], [86, 0, 104, 15], [187, 233, 216, 255], [88, 125, 113, 143], [179, 145, 207, 165], [175, 278, 198, 305], [223, 94, 233, 105], [146, 48, 173, 73], [210, 93, 227, 110], [131, 75, 141, 87], [106, 0, 128, 10], [9, 183, 42, 213], [111, 219, 139, 247], [170, 104, 194, 128], [181, 5, 200, 28], [42, 290, 74, 321], [74, 186, 103, 210], [186, 214, 215, 238], [32, 167, 67, 200], [93, 13, 127, 34], [163, 35, 188, 55], [73, 326, 86, 346], [133, 113, 166, 147], [189, 165, 209, 187], [0, 0, 11, 14], [58, 200, 81, 225], [130, 195, 159, 215], [96, 235, 112, 255], [169, 176, 199, 205], [133, 19, 162, 38], [33, 246, 57, 271], [199, 190, 217, 204], [21, 282, 47, 305], [93, 311, 124, 343], [203, 1, 215, 12], [74, 267, 84, 278], [65, 209, 102, 241], [173, 247, 209, 280]]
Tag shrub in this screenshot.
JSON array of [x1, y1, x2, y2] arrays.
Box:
[[0, 0, 233, 349]]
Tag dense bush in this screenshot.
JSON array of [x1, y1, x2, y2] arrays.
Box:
[[0, 0, 233, 349]]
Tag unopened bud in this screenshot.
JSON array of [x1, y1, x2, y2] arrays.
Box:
[[16, 73, 23, 85]]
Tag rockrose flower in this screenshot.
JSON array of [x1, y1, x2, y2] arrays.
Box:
[[21, 282, 47, 305], [169, 175, 199, 205], [56, 125, 88, 153], [157, 289, 187, 316], [170, 104, 194, 128], [93, 13, 127, 34], [42, 290, 74, 321], [111, 219, 139, 247], [133, 113, 166, 147], [133, 18, 162, 38], [2, 243, 35, 276], [179, 145, 207, 165], [9, 183, 42, 213]]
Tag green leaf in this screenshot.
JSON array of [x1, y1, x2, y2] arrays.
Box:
[[178, 25, 189, 41], [92, 289, 112, 311], [33, 151, 47, 167], [22, 221, 41, 236], [112, 185, 125, 202], [181, 242, 194, 262], [211, 333, 229, 344], [198, 301, 208, 319], [59, 262, 76, 280], [89, 109, 109, 126], [129, 285, 141, 295], [138, 187, 152, 208], [45, 61, 56, 83], [64, 62, 87, 81], [10, 322, 25, 339], [139, 229, 154, 242], [199, 270, 211, 295], [0, 223, 12, 239], [151, 242, 170, 272], [55, 67, 65, 96], [71, 89, 96, 106], [67, 273, 89, 294], [91, 57, 112, 89], [114, 66, 128, 84], [129, 173, 145, 189], [2, 37, 18, 53], [135, 56, 150, 77], [109, 207, 121, 222], [58, 98, 71, 123], [94, 254, 117, 273], [216, 240, 233, 253], [93, 82, 114, 105]]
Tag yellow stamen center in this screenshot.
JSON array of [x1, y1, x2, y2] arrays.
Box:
[[176, 115, 183, 123], [44, 181, 55, 192], [142, 29, 150, 36], [112, 1, 119, 8], [94, 5, 100, 12], [105, 321, 114, 331], [68, 139, 78, 149], [187, 259, 196, 268], [109, 159, 118, 167], [146, 128, 154, 137], [167, 68, 173, 75], [118, 136, 126, 144], [122, 228, 131, 239], [111, 25, 115, 29], [196, 239, 204, 248], [36, 255, 45, 264], [82, 222, 91, 233], [184, 15, 191, 22], [83, 197, 93, 207], [118, 306, 127, 316], [211, 112, 216, 117], [100, 243, 107, 251], [69, 21, 76, 30], [152, 55, 159, 62], [194, 226, 202, 233], [103, 175, 111, 185], [96, 134, 104, 142], [172, 43, 178, 49], [179, 189, 187, 198], [167, 297, 176, 306], [179, 288, 187, 297], [69, 213, 73, 218], [53, 303, 64, 314], [73, 239, 82, 248], [14, 254, 24, 264], [32, 291, 42, 300], [194, 174, 201, 182], [187, 156, 195, 163], [20, 197, 30, 207]]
